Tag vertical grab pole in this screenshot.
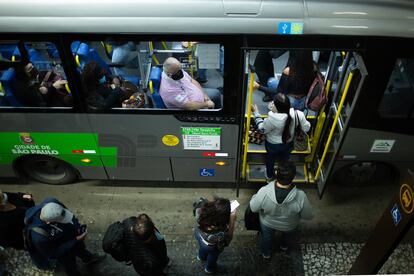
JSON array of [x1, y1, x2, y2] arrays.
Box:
[[241, 71, 255, 179], [315, 71, 354, 180]]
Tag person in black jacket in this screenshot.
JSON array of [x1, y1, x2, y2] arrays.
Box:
[[13, 63, 69, 107], [81, 61, 131, 111], [25, 197, 105, 276], [122, 214, 169, 276], [0, 190, 34, 249]]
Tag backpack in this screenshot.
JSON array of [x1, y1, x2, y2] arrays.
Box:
[[23, 225, 48, 253], [306, 71, 327, 111], [102, 221, 129, 262]]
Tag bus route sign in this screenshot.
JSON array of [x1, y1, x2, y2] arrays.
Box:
[[181, 127, 221, 150]]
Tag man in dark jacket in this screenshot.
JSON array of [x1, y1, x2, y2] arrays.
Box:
[[24, 197, 105, 276], [119, 214, 169, 276]]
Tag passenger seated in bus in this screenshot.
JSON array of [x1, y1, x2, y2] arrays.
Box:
[[251, 93, 310, 182], [253, 50, 287, 102], [14, 63, 69, 107], [81, 61, 132, 110], [0, 190, 34, 250], [109, 213, 170, 275], [159, 57, 221, 110]]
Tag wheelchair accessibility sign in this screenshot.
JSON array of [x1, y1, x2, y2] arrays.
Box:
[[391, 204, 401, 226], [199, 168, 215, 177]]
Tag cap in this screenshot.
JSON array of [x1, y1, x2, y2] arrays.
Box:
[[40, 202, 73, 224]]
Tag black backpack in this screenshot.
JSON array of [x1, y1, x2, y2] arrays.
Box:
[[102, 221, 129, 262]]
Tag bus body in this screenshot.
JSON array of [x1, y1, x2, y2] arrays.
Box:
[[0, 0, 413, 197]]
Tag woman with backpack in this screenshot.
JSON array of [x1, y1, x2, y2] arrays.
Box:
[[194, 197, 237, 274], [251, 93, 310, 182]]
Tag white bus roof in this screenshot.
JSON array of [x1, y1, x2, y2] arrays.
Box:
[[0, 0, 413, 38]]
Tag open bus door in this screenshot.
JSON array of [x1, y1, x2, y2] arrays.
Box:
[[312, 51, 368, 198]]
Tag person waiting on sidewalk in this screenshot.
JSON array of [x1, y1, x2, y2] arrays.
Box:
[[194, 197, 237, 274], [251, 93, 310, 182], [24, 197, 105, 276], [249, 161, 313, 259], [0, 190, 34, 249], [122, 213, 170, 276]]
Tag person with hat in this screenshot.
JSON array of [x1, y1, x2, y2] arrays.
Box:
[[24, 197, 105, 276]]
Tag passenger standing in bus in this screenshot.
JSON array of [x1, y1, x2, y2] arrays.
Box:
[[159, 57, 221, 110], [194, 197, 236, 274], [249, 161, 313, 259], [81, 61, 127, 110], [251, 93, 310, 181], [276, 50, 316, 111]]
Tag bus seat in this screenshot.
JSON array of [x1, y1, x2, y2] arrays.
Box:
[[0, 68, 22, 107], [122, 76, 140, 85], [0, 44, 19, 61], [89, 48, 111, 74], [148, 66, 165, 108], [75, 43, 90, 69]]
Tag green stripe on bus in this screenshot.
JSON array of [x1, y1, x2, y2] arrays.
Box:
[[0, 132, 117, 167]]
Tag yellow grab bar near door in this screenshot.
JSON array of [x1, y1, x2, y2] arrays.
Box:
[[315, 71, 354, 180], [241, 71, 255, 179]]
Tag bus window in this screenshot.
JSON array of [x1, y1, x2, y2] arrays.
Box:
[[378, 58, 414, 118], [73, 40, 224, 112], [0, 42, 20, 62], [0, 41, 73, 108]]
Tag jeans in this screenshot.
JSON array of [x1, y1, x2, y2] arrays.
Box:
[[112, 42, 139, 76], [287, 95, 306, 111], [265, 140, 293, 178], [204, 88, 222, 109], [31, 241, 93, 276], [260, 222, 295, 257], [195, 232, 221, 272]]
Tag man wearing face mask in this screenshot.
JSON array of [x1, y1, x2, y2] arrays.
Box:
[[24, 197, 106, 275], [0, 190, 34, 249], [159, 57, 221, 110]]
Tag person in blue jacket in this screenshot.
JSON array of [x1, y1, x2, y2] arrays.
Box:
[[24, 197, 105, 276]]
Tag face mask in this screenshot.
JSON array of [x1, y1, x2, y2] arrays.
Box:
[[170, 70, 184, 81], [0, 193, 7, 205], [98, 75, 106, 84]]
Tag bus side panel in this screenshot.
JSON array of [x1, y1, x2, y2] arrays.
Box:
[[87, 114, 239, 182], [171, 158, 236, 182], [0, 113, 109, 180], [330, 127, 414, 181]]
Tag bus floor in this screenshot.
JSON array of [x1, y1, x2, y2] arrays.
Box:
[[0, 179, 413, 275]]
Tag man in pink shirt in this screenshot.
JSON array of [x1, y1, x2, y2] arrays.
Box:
[[159, 57, 221, 110]]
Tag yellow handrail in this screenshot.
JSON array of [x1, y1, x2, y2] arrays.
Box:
[[162, 41, 168, 50], [149, 80, 154, 94], [149, 42, 160, 65], [315, 71, 354, 180], [188, 42, 194, 78], [65, 83, 71, 94], [241, 71, 255, 179], [75, 55, 81, 68]]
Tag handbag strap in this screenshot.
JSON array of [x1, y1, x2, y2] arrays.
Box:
[[294, 111, 301, 133]]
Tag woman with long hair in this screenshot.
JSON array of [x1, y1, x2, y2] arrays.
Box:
[[251, 93, 310, 181], [194, 197, 236, 274]]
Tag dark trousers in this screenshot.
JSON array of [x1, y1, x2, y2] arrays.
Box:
[[254, 50, 274, 91], [57, 241, 93, 276], [195, 232, 222, 272], [265, 141, 293, 178]]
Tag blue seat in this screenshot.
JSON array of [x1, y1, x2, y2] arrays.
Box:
[[148, 66, 165, 108], [0, 68, 22, 107], [0, 44, 20, 61]]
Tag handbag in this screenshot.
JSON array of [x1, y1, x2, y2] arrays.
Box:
[[248, 121, 265, 145], [293, 111, 309, 151], [244, 204, 260, 231]]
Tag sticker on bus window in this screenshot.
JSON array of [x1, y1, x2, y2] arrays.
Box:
[[182, 127, 221, 150], [278, 22, 304, 35]]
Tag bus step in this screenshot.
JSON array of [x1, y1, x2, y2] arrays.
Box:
[[247, 142, 311, 155], [247, 163, 308, 183]]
